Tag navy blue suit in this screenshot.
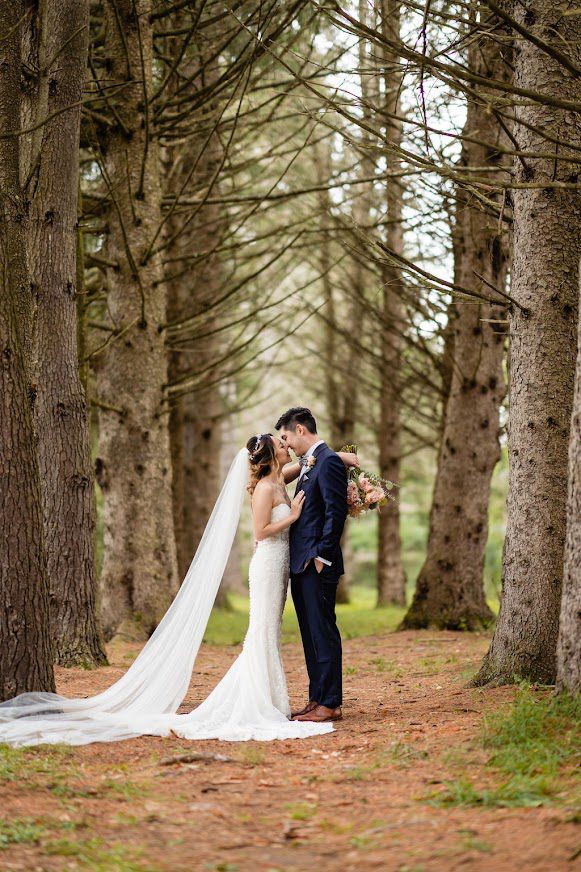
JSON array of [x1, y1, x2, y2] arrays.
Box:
[[290, 443, 347, 708]]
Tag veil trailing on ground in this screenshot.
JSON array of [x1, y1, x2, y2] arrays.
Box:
[[0, 448, 250, 747]]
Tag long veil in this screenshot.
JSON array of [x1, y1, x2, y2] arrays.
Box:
[[0, 448, 250, 746]]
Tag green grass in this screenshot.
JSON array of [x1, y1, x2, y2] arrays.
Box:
[[482, 685, 580, 780], [0, 743, 75, 783], [204, 585, 405, 646], [0, 820, 152, 871], [388, 742, 429, 768], [428, 685, 581, 808], [458, 831, 493, 854], [43, 837, 156, 872], [238, 745, 265, 766], [0, 818, 46, 850], [284, 801, 317, 821], [428, 776, 557, 808]]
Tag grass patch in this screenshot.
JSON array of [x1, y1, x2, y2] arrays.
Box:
[[0, 743, 75, 783], [458, 831, 493, 853], [428, 685, 581, 808], [319, 818, 353, 835], [100, 777, 149, 800], [368, 657, 404, 677], [0, 744, 150, 807], [388, 742, 429, 768], [204, 586, 405, 646], [0, 820, 149, 871], [350, 832, 378, 850], [52, 776, 151, 802], [43, 836, 156, 871], [428, 776, 556, 808], [284, 801, 317, 821], [482, 685, 580, 782], [417, 656, 445, 676], [0, 818, 45, 850], [204, 864, 239, 872], [238, 745, 265, 766]]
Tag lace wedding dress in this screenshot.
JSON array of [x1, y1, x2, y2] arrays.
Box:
[[170, 503, 332, 741], [0, 452, 333, 746]]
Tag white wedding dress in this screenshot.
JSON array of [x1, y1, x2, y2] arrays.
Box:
[[0, 451, 333, 746], [171, 503, 332, 741]]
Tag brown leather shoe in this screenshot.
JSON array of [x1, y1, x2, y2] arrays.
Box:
[[292, 705, 342, 723], [291, 700, 318, 718]]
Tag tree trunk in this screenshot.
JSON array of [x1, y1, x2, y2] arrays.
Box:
[[376, 0, 406, 607], [161, 33, 234, 604], [401, 8, 510, 630], [474, 2, 581, 685], [220, 417, 246, 599], [314, 138, 354, 604], [172, 389, 222, 577], [0, 0, 55, 698], [24, 0, 106, 666], [95, 0, 179, 641], [557, 267, 581, 694]]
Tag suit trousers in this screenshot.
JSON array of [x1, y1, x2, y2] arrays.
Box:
[[290, 562, 342, 709]]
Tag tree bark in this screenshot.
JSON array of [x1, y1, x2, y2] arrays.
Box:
[[557, 267, 581, 694], [24, 0, 106, 666], [161, 32, 236, 604], [165, 184, 224, 581], [0, 0, 55, 699], [376, 0, 406, 607], [220, 417, 247, 599], [170, 385, 222, 578], [95, 0, 179, 641], [474, 1, 581, 685], [401, 7, 510, 630], [314, 138, 354, 604]]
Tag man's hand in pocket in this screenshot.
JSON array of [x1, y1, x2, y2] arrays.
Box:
[[314, 558, 324, 574]]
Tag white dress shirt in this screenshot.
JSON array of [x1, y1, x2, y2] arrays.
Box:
[[298, 440, 332, 567]]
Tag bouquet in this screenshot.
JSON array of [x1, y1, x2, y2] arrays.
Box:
[[341, 444, 398, 518]]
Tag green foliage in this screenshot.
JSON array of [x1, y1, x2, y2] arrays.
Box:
[[43, 837, 155, 872], [238, 745, 265, 766], [0, 818, 45, 849], [0, 743, 75, 783], [284, 802, 317, 820], [427, 685, 581, 808], [388, 742, 429, 768], [458, 831, 493, 853], [346, 443, 507, 607], [428, 776, 556, 808], [0, 819, 153, 871], [482, 685, 581, 781], [204, 586, 405, 646]]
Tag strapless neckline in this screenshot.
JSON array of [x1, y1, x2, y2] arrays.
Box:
[[271, 502, 291, 517]]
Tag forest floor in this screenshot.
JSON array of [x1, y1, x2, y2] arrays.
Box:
[[1, 628, 579, 872]]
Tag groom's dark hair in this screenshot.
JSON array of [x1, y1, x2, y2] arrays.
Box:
[[275, 407, 317, 434]]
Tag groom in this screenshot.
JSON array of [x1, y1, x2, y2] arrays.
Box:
[[275, 407, 348, 723]]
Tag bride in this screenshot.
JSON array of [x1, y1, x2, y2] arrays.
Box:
[[0, 434, 356, 746]]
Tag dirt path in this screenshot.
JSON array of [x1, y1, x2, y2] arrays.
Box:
[[1, 631, 578, 871]]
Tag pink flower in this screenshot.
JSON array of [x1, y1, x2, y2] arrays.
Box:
[[358, 474, 374, 492], [347, 481, 360, 505]]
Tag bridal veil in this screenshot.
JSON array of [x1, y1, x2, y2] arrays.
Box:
[[0, 449, 250, 746]]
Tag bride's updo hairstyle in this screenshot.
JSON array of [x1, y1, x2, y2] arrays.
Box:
[[246, 433, 277, 495]]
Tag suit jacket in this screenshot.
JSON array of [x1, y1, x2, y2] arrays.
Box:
[[290, 443, 348, 579]]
